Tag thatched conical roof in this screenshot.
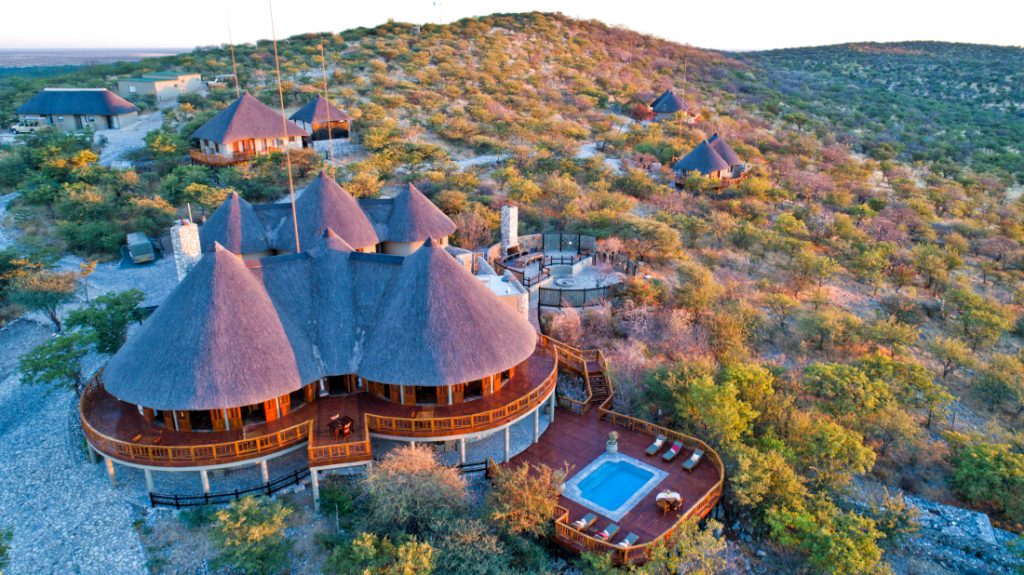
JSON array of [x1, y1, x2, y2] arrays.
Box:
[[650, 89, 684, 114], [385, 184, 457, 243], [360, 239, 537, 386], [672, 140, 730, 175], [289, 95, 352, 125], [708, 133, 741, 166], [191, 93, 307, 144], [200, 192, 270, 254], [102, 244, 305, 411], [276, 172, 379, 252]]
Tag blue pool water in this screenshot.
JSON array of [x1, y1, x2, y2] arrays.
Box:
[[576, 460, 655, 511]]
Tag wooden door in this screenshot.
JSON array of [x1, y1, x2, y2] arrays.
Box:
[[279, 393, 292, 416], [211, 409, 226, 432], [452, 383, 465, 404], [226, 407, 243, 430], [263, 398, 279, 422]]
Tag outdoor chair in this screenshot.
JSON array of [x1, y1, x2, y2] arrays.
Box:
[[617, 532, 639, 547], [681, 449, 705, 472], [661, 440, 684, 462], [571, 512, 597, 531], [594, 523, 619, 541], [645, 434, 667, 456]]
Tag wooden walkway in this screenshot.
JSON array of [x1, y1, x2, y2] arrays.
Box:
[[507, 407, 720, 544]]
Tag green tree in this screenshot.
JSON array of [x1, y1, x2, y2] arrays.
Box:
[[488, 462, 566, 537], [210, 496, 293, 575], [639, 518, 729, 575], [649, 363, 758, 448], [323, 532, 433, 575], [66, 289, 145, 354], [766, 498, 889, 575], [803, 363, 893, 415], [976, 354, 1024, 414], [863, 316, 919, 357], [0, 526, 10, 575], [944, 287, 1013, 350], [927, 336, 975, 380], [946, 433, 1024, 524], [18, 331, 94, 395], [789, 414, 876, 489], [8, 270, 78, 332]]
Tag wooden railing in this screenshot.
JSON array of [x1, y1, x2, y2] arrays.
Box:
[[308, 435, 372, 467], [364, 359, 558, 437], [541, 334, 596, 415], [80, 378, 311, 467], [189, 149, 263, 166], [545, 339, 725, 564]]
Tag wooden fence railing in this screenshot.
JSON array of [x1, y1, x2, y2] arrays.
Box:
[[364, 360, 558, 437], [80, 378, 312, 467]]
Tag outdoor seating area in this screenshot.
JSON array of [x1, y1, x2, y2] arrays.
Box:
[[508, 406, 722, 550]]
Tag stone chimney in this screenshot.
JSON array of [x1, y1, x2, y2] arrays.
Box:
[[500, 204, 518, 255], [170, 221, 201, 281]]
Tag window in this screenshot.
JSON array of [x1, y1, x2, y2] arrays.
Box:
[[415, 386, 437, 405], [128, 85, 136, 93], [57, 116, 64, 122], [464, 380, 483, 401], [88, 117, 95, 123]]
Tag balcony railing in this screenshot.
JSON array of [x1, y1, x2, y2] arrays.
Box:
[[188, 148, 283, 166], [80, 377, 312, 467]]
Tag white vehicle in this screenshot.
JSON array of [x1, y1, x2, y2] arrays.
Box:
[[10, 119, 44, 134]]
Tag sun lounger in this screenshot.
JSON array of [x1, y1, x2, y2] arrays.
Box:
[[661, 440, 684, 462], [682, 449, 705, 472], [617, 532, 639, 547], [594, 523, 619, 541], [570, 512, 597, 531], [645, 434, 667, 456]]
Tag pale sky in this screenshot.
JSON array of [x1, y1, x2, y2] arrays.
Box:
[[3, 0, 1021, 51]]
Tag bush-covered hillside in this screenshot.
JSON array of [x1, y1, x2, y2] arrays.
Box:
[[732, 42, 1024, 181], [1, 12, 1023, 575]]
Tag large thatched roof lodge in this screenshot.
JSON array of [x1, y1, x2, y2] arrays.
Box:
[[80, 173, 722, 564], [672, 133, 747, 187]]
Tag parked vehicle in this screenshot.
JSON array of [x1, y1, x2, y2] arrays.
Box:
[[10, 119, 44, 134], [126, 232, 156, 264]]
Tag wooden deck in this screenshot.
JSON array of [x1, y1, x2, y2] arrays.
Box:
[[508, 407, 720, 545], [82, 345, 557, 468]]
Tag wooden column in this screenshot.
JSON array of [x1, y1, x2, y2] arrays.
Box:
[[303, 383, 315, 403], [279, 394, 292, 416], [142, 407, 155, 423]]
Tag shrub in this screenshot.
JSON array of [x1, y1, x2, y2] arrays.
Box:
[[363, 444, 467, 536], [487, 462, 567, 537], [178, 505, 218, 529], [210, 497, 293, 575]]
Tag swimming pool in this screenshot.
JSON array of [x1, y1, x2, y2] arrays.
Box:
[[563, 453, 668, 521]]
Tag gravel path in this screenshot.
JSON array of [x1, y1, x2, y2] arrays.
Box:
[[97, 112, 163, 168], [0, 320, 148, 575]]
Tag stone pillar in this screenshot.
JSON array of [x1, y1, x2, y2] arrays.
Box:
[[86, 444, 99, 464], [170, 220, 201, 281], [200, 470, 210, 494], [503, 426, 511, 463], [549, 392, 556, 422], [144, 469, 155, 493], [458, 438, 466, 465], [104, 457, 116, 488], [500, 205, 518, 255], [533, 407, 540, 444], [447, 386, 454, 405], [311, 469, 320, 512], [259, 460, 269, 484]]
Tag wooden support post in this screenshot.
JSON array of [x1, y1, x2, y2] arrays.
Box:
[[104, 457, 116, 488], [503, 426, 511, 463], [311, 469, 320, 512], [459, 438, 466, 465], [200, 469, 210, 494], [144, 469, 155, 493], [533, 406, 540, 444], [260, 460, 269, 484]]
